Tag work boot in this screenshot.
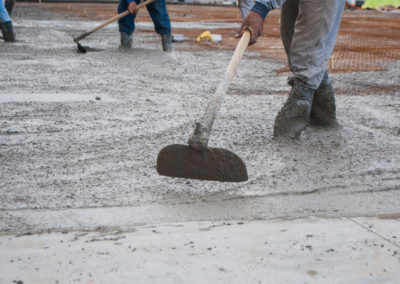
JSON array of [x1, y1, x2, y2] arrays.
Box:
[[273, 80, 315, 139], [309, 72, 338, 127], [161, 33, 172, 52], [119, 32, 132, 49], [0, 21, 16, 42]]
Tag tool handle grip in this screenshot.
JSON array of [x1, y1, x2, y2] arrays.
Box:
[[188, 30, 251, 150], [74, 0, 156, 42]]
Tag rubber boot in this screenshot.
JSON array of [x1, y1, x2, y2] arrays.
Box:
[[119, 32, 132, 49], [0, 21, 16, 42], [309, 72, 338, 127], [273, 80, 315, 139], [161, 33, 172, 52]]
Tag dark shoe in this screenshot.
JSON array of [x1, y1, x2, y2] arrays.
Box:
[[273, 81, 315, 139], [161, 33, 172, 52], [0, 21, 16, 42], [5, 0, 16, 15], [119, 32, 132, 49], [309, 72, 338, 126]]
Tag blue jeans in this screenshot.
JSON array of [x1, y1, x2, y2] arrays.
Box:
[[0, 1, 11, 23], [118, 0, 171, 35]]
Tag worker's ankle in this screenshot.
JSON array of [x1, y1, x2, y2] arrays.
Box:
[[119, 32, 133, 49], [0, 21, 16, 42], [161, 33, 172, 52]]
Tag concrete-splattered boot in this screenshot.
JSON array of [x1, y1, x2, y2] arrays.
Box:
[[161, 33, 172, 52], [273, 80, 315, 139], [119, 32, 132, 49], [309, 72, 338, 127], [0, 21, 16, 42]]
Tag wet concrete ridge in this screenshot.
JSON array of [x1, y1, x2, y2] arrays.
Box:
[[0, 3, 400, 283]]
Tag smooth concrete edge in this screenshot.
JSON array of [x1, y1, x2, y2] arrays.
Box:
[[1, 190, 400, 235]]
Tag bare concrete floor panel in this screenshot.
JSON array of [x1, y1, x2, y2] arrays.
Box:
[[1, 218, 399, 283]]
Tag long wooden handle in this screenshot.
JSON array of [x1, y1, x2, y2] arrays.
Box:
[[74, 0, 157, 43], [188, 30, 251, 150]]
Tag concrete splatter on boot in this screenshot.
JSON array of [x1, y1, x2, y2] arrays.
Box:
[[119, 32, 132, 49], [0, 21, 16, 42], [309, 72, 338, 127], [161, 33, 172, 52], [273, 81, 315, 139]]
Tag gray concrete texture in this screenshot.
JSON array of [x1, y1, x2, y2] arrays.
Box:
[[1, 5, 399, 234], [0, 4, 400, 283]]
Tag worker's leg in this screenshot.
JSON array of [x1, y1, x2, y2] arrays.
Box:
[[146, 0, 171, 51], [289, 0, 346, 89], [5, 0, 16, 15], [280, 0, 298, 70], [146, 0, 171, 34], [290, 0, 345, 126], [273, 0, 345, 138], [239, 0, 254, 19], [274, 0, 310, 139], [0, 1, 12, 23], [0, 1, 15, 42], [309, 70, 338, 126], [117, 0, 138, 48]]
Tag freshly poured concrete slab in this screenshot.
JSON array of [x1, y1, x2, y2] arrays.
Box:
[[1, 9, 400, 234]]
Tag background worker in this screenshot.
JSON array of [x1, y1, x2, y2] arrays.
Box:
[[0, 0, 15, 42], [236, 0, 346, 139], [118, 0, 172, 52]]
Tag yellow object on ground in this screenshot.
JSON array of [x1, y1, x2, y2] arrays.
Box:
[[196, 31, 222, 43]]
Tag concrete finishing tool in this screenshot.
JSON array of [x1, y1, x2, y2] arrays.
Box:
[[157, 31, 251, 182]]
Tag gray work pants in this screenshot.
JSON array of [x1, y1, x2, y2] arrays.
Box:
[[239, 0, 254, 19], [280, 0, 345, 89]]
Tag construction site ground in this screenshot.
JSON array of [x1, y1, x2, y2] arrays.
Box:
[[0, 3, 399, 283]]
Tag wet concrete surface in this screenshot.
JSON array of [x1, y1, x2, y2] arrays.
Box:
[[1, 3, 400, 283], [0, 4, 399, 235]]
